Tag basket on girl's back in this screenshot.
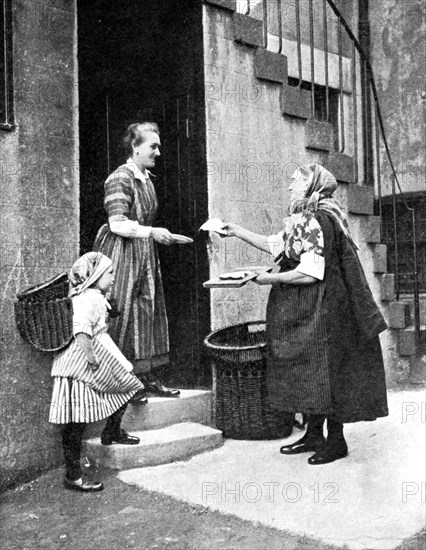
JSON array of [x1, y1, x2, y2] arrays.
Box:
[[49, 252, 146, 492]]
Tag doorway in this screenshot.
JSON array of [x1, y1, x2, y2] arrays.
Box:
[[77, 0, 211, 386]]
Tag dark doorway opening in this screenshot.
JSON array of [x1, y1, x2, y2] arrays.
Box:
[[77, 0, 211, 387]]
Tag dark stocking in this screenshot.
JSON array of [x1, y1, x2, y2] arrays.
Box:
[[62, 423, 87, 481], [102, 403, 129, 439]]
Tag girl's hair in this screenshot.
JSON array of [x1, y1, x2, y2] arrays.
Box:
[[122, 122, 160, 158]]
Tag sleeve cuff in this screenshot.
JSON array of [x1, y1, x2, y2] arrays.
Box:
[[295, 250, 325, 280], [110, 218, 151, 238]]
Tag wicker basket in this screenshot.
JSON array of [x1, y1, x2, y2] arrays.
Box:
[[14, 272, 73, 352], [204, 321, 293, 440]]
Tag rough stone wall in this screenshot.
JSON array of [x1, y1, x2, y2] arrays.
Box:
[[0, 0, 79, 490], [369, 1, 425, 197], [203, 4, 329, 331]]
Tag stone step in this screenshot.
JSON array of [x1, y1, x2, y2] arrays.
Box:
[[84, 389, 213, 440], [82, 422, 223, 470]]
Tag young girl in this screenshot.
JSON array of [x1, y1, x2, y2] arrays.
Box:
[[49, 252, 146, 492]]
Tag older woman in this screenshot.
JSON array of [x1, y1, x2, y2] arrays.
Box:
[[223, 164, 388, 464], [94, 122, 179, 397]]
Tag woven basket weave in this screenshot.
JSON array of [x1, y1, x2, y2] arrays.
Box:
[[204, 321, 293, 440], [14, 272, 73, 352]]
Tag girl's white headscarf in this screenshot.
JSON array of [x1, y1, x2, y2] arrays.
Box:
[[68, 252, 112, 297]]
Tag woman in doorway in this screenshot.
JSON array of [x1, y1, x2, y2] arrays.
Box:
[[222, 163, 388, 464], [94, 122, 179, 398]]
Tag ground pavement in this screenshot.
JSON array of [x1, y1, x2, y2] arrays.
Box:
[[0, 388, 425, 550]]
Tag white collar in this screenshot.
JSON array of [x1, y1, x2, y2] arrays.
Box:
[[125, 159, 153, 183]]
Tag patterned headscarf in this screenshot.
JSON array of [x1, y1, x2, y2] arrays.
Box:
[[69, 252, 112, 297], [289, 163, 357, 248]]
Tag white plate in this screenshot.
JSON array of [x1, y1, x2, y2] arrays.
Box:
[[171, 234, 194, 244]]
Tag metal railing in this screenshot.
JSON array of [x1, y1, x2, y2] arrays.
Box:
[[253, 0, 421, 341]]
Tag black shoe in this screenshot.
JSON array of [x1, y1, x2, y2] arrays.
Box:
[[308, 441, 348, 465], [101, 429, 140, 446], [280, 435, 326, 455], [140, 375, 180, 398], [128, 389, 148, 405], [63, 477, 104, 492]]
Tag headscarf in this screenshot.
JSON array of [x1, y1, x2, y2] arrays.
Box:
[[69, 252, 113, 297], [289, 163, 357, 248]]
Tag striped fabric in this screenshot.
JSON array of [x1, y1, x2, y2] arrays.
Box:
[[266, 281, 333, 415], [49, 337, 143, 424], [94, 165, 169, 368]]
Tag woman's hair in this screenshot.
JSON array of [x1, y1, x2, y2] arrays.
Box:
[[122, 122, 160, 158]]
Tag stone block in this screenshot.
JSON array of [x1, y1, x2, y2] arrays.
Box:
[[305, 119, 334, 151], [280, 85, 311, 119], [379, 274, 395, 302], [388, 302, 411, 329], [324, 152, 356, 183], [364, 216, 382, 243], [398, 329, 416, 356], [233, 13, 263, 48], [84, 390, 213, 439], [372, 244, 387, 273], [203, 0, 236, 10], [346, 185, 375, 215], [253, 49, 288, 83], [83, 423, 224, 470]]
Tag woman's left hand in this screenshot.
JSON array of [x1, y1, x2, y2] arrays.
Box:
[[252, 272, 275, 285]]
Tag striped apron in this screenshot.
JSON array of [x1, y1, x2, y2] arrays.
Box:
[[94, 167, 169, 370], [49, 332, 143, 424]]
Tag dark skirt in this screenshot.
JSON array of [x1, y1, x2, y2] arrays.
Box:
[[266, 212, 389, 423]]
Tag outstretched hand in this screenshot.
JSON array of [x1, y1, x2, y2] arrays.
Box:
[[220, 222, 242, 238], [151, 227, 174, 245]]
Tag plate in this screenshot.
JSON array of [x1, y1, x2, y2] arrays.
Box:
[[171, 234, 194, 244]]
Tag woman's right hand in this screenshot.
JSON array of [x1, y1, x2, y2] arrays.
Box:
[[150, 227, 174, 245], [220, 222, 242, 238]]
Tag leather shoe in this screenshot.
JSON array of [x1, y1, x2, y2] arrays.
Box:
[[280, 435, 325, 455], [140, 376, 180, 398], [128, 389, 148, 405], [308, 442, 348, 465], [101, 429, 140, 446], [63, 477, 104, 492]]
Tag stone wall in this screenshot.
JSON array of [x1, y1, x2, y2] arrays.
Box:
[[0, 0, 79, 490], [369, 1, 425, 197], [203, 3, 330, 331]]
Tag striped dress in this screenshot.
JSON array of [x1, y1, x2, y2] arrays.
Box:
[[49, 289, 143, 424], [93, 164, 169, 370]]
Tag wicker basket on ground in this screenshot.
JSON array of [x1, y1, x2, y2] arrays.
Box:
[[14, 272, 73, 352], [204, 321, 293, 440]]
